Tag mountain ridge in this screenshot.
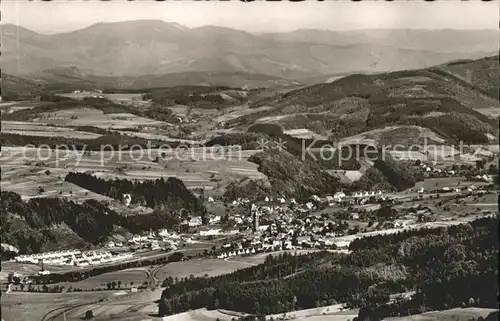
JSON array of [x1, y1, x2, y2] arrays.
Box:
[[2, 21, 497, 78]]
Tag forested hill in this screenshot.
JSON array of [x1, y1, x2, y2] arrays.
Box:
[[64, 173, 207, 219], [0, 191, 182, 255], [239, 55, 499, 145], [157, 215, 498, 318]]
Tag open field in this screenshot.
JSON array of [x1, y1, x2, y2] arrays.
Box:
[[1, 146, 266, 198], [284, 128, 328, 140], [2, 121, 102, 139], [162, 308, 246, 321], [0, 101, 43, 113], [36, 107, 166, 129], [49, 267, 149, 291], [115, 130, 201, 144], [413, 177, 489, 190], [154, 258, 253, 281], [214, 105, 272, 123], [59, 92, 146, 104], [477, 106, 500, 117], [1, 291, 114, 321], [228, 250, 321, 265], [266, 304, 353, 321], [339, 125, 446, 146], [386, 308, 498, 321]]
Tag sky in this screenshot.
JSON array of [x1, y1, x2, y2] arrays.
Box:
[[2, 0, 499, 35]]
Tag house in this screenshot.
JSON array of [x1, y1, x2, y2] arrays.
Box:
[[188, 216, 203, 227], [209, 216, 221, 224], [199, 227, 221, 236], [207, 196, 215, 203], [311, 195, 321, 202]]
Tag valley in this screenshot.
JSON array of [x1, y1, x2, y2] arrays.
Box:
[[1, 7, 498, 321]]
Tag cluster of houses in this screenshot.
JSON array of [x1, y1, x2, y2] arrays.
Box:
[[120, 229, 184, 251], [14, 250, 133, 267], [216, 248, 257, 259]]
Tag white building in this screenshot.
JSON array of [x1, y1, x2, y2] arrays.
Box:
[[199, 228, 221, 236], [122, 194, 132, 206]]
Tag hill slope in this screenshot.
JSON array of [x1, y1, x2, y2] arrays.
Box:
[[2, 22, 497, 78], [237, 56, 499, 145]]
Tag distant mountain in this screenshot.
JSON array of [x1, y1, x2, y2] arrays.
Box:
[[2, 21, 497, 78]]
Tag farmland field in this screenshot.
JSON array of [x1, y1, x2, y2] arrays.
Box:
[[284, 128, 328, 140], [36, 107, 166, 129], [154, 258, 253, 281], [59, 92, 146, 104], [214, 105, 272, 123], [115, 130, 200, 144], [46, 268, 149, 291], [1, 146, 266, 198], [0, 291, 114, 321], [2, 121, 102, 139], [413, 177, 488, 190], [385, 307, 497, 321]]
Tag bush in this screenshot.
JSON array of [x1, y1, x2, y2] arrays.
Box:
[[85, 310, 94, 319], [247, 123, 284, 137]]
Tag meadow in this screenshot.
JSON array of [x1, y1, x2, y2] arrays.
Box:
[[1, 146, 265, 199], [2, 121, 102, 139], [36, 107, 166, 129], [385, 308, 497, 321]]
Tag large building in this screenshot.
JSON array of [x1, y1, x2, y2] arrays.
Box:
[[252, 207, 260, 233]]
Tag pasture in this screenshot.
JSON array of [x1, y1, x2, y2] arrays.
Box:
[[162, 308, 247, 321], [1, 146, 266, 199], [2, 121, 101, 139], [154, 258, 252, 281], [284, 128, 328, 141], [59, 92, 145, 104], [36, 107, 166, 129], [115, 130, 201, 145], [413, 177, 488, 190], [0, 291, 113, 321], [386, 307, 497, 321], [339, 125, 446, 146], [47, 267, 149, 291], [214, 105, 272, 123]]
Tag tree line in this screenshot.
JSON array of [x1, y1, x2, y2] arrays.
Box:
[[157, 215, 498, 318]]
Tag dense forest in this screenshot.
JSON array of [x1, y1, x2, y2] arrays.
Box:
[[0, 191, 182, 254], [157, 215, 498, 318], [0, 132, 191, 150], [64, 173, 207, 219]]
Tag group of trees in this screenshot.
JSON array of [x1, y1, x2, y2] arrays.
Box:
[[65, 173, 207, 219], [157, 215, 498, 318], [0, 131, 191, 150], [0, 191, 183, 254]]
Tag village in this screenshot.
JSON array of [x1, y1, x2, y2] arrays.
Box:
[[6, 158, 496, 281]]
